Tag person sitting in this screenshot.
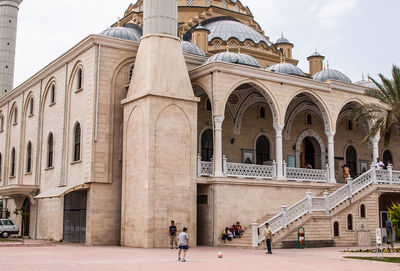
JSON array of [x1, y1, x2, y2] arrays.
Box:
[[234, 222, 243, 238], [222, 227, 232, 242]]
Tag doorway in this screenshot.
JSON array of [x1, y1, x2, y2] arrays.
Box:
[[256, 135, 270, 165], [22, 198, 30, 237], [383, 150, 393, 168], [63, 190, 87, 243], [346, 146, 357, 177]]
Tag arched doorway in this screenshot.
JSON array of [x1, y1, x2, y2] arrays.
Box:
[[256, 135, 270, 165], [346, 146, 357, 177], [296, 130, 326, 169], [301, 137, 316, 168], [63, 190, 87, 243], [383, 150, 393, 167], [201, 129, 213, 162], [22, 198, 30, 237]]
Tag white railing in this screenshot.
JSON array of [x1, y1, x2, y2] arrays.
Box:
[[197, 154, 213, 177], [225, 162, 274, 179], [253, 165, 400, 246], [285, 167, 328, 182]]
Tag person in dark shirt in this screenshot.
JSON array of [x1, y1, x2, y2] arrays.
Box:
[[169, 220, 178, 249]]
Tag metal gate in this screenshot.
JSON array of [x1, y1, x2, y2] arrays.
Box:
[[63, 190, 87, 243]]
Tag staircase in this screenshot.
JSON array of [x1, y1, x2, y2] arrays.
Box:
[[221, 165, 400, 249]]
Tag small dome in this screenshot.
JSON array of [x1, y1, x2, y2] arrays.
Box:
[[275, 36, 292, 45], [355, 79, 378, 89], [307, 51, 325, 59], [100, 26, 142, 41], [193, 24, 210, 32], [205, 52, 260, 68], [202, 19, 271, 45], [266, 63, 305, 77], [181, 41, 206, 56], [312, 69, 352, 83]]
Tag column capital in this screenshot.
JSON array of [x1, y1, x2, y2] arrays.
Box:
[[273, 124, 284, 136], [370, 135, 380, 144], [213, 115, 224, 130], [325, 130, 336, 139]]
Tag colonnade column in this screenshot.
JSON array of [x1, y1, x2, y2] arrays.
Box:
[[213, 115, 225, 177], [371, 136, 380, 164], [326, 130, 336, 183], [274, 124, 284, 180]]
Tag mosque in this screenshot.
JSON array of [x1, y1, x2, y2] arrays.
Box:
[[0, 0, 399, 248]]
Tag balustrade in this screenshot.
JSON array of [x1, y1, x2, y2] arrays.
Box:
[[286, 167, 327, 182], [226, 162, 274, 179]]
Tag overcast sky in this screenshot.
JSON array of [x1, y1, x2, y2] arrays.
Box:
[[14, 0, 400, 86]]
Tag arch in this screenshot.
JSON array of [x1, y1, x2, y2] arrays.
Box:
[[333, 221, 339, 237], [259, 106, 266, 119], [200, 128, 213, 162], [26, 141, 32, 173], [50, 83, 55, 104], [295, 129, 326, 168], [222, 79, 281, 126], [76, 67, 83, 90], [47, 133, 54, 168], [7, 102, 17, 127], [255, 135, 270, 165], [347, 214, 353, 230], [21, 198, 30, 237], [29, 97, 34, 115], [360, 203, 366, 218], [41, 77, 57, 106], [10, 147, 15, 177], [345, 145, 357, 177], [283, 89, 332, 132], [73, 122, 81, 162], [383, 149, 393, 167], [335, 100, 373, 135]]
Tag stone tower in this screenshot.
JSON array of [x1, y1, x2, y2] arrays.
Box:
[[121, 0, 198, 248], [0, 0, 22, 97]]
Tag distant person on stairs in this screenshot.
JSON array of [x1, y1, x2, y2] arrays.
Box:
[[264, 223, 272, 254], [342, 164, 350, 184]]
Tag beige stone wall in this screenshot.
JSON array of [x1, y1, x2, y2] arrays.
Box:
[[36, 197, 64, 241]]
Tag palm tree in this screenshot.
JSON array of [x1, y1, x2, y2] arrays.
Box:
[[352, 64, 400, 147]]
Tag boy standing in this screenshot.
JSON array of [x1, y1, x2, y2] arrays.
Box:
[[177, 227, 189, 262], [264, 223, 272, 254], [169, 221, 177, 249]]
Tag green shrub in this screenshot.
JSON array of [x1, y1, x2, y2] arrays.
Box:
[[389, 203, 400, 238]]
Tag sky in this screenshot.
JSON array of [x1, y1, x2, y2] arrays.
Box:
[[13, 0, 400, 87]]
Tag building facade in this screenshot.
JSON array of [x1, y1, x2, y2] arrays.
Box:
[[0, 0, 399, 248]]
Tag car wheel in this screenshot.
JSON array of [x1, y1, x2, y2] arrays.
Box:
[[2, 232, 9, 238]]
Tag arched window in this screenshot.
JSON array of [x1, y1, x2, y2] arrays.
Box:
[[256, 135, 270, 165], [47, 133, 53, 168], [205, 98, 212, 111], [259, 106, 266, 119], [346, 146, 357, 177], [306, 113, 312, 125], [201, 129, 213, 162], [77, 68, 83, 90], [10, 147, 15, 177], [347, 119, 353, 131], [74, 123, 81, 162], [26, 142, 32, 173], [13, 107, 17, 124], [128, 64, 134, 84], [360, 204, 366, 218], [29, 97, 34, 115], [347, 214, 353, 230], [50, 84, 55, 104], [333, 221, 339, 237]]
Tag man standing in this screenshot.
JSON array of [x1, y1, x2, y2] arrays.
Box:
[[376, 158, 385, 170], [386, 219, 393, 244], [169, 221, 177, 249], [178, 227, 189, 262], [264, 223, 272, 254]]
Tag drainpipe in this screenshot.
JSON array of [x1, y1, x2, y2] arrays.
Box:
[[210, 186, 214, 246]]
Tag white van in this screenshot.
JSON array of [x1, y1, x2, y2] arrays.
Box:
[[0, 219, 19, 238]]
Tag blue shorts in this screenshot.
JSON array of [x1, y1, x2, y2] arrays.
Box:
[[179, 245, 188, 250]]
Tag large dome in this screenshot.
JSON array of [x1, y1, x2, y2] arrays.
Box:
[[312, 69, 352, 83], [355, 79, 378, 89], [100, 26, 142, 42], [205, 52, 260, 67], [181, 41, 206, 56], [202, 19, 271, 45], [266, 63, 305, 77]]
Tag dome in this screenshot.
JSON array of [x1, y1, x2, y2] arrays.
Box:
[[181, 41, 206, 56], [100, 26, 142, 42], [312, 69, 352, 83], [275, 36, 292, 45], [307, 51, 325, 59], [202, 19, 271, 45], [266, 63, 305, 77], [355, 79, 378, 89], [205, 52, 260, 67]]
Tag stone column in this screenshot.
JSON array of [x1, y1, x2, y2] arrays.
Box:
[[326, 130, 336, 183], [213, 115, 224, 177], [371, 136, 380, 164], [274, 124, 284, 180]]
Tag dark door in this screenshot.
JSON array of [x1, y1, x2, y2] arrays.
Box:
[[201, 129, 213, 161], [383, 150, 393, 168], [346, 146, 357, 177], [301, 137, 315, 168], [22, 198, 30, 236], [63, 190, 87, 243], [256, 135, 270, 165]]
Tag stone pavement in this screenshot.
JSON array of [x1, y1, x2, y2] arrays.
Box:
[[0, 244, 398, 271]]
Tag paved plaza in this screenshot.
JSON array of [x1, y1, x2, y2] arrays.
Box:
[[0, 244, 399, 271]]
